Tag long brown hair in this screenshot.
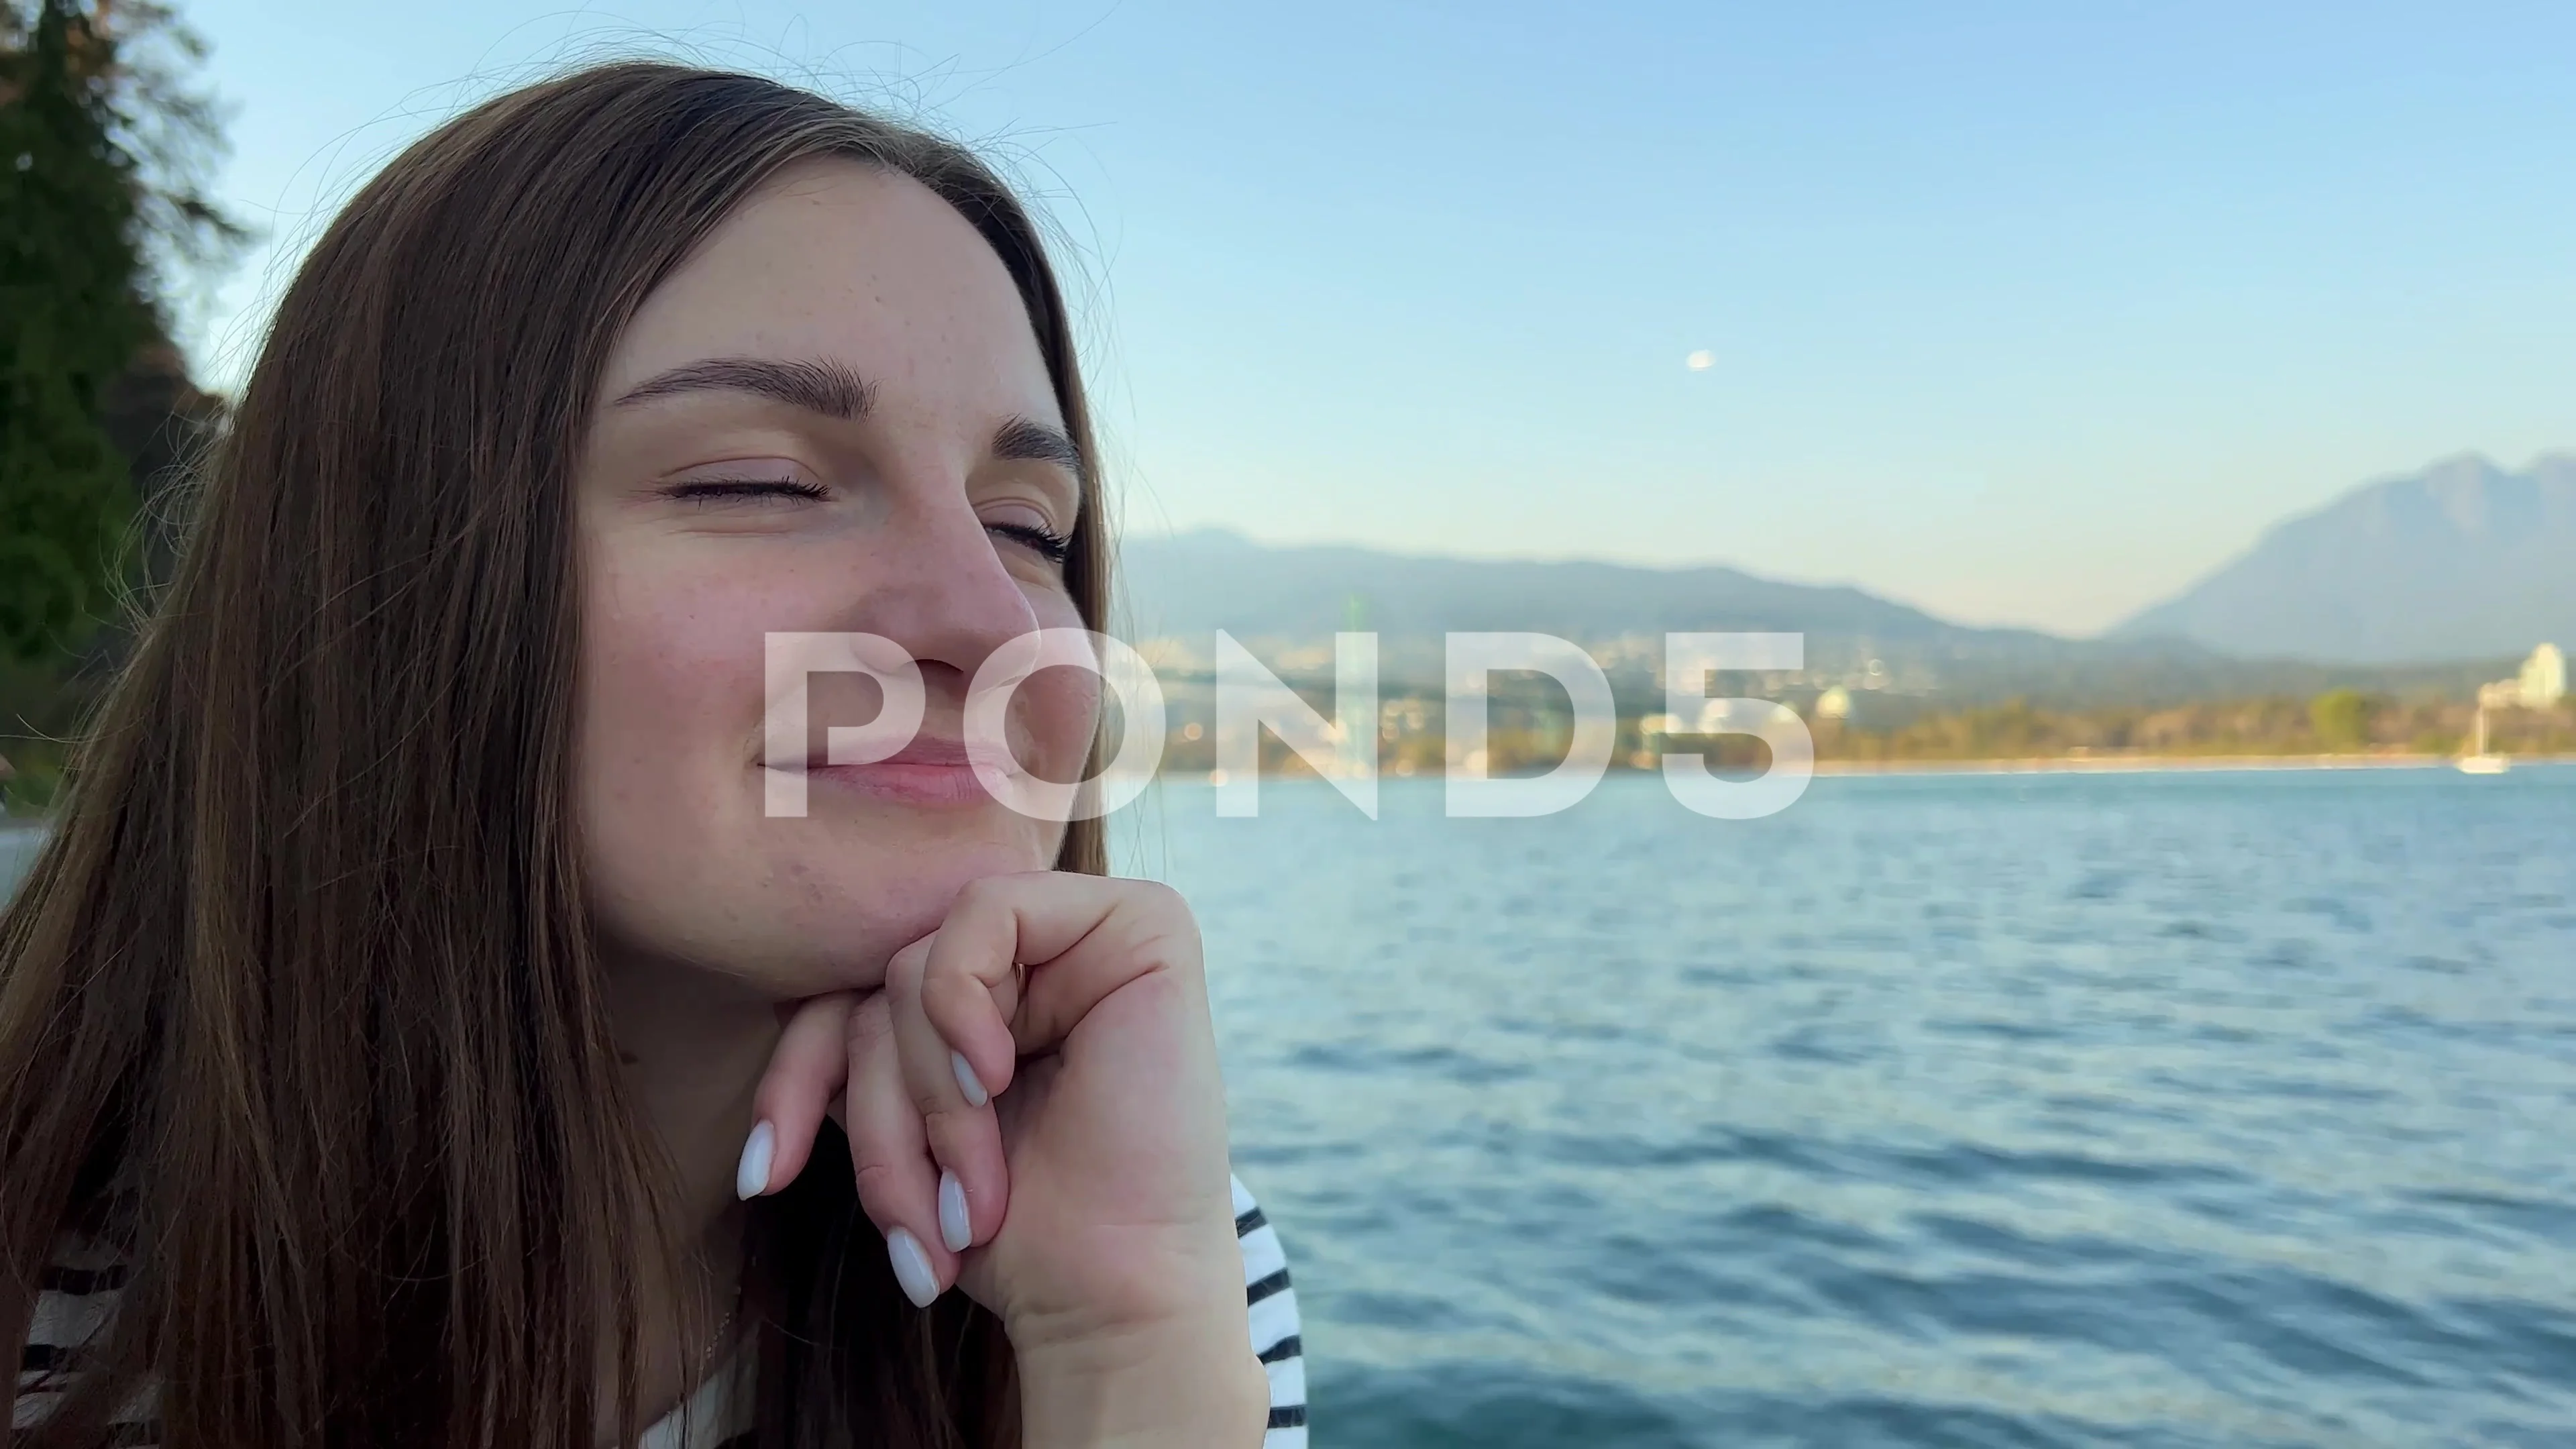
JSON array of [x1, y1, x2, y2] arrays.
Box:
[[1, 62, 1111, 1448]]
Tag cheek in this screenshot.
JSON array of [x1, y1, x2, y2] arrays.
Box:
[[1016, 667, 1103, 773], [1013, 592, 1104, 770], [576, 565, 768, 833]]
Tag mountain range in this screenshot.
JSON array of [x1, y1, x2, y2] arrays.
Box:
[[1116, 452, 2563, 706], [2110, 453, 2576, 663]]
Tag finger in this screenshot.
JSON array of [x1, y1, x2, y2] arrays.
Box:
[[890, 928, 1010, 1257], [930, 874, 1234, 1249], [936, 873, 1203, 1058], [744, 991, 857, 1198], [912, 888, 1029, 1103], [841, 977, 950, 1307]]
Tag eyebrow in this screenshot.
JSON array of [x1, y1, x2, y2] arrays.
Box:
[[991, 415, 1086, 480], [612, 356, 876, 421], [614, 356, 1083, 482]]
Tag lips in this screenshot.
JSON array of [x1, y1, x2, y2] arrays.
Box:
[[815, 734, 1022, 772], [778, 735, 1027, 809]]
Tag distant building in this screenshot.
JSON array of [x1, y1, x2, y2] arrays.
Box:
[[2520, 643, 2566, 707], [2483, 642, 2565, 711], [2478, 643, 2565, 710], [1813, 684, 1888, 728]]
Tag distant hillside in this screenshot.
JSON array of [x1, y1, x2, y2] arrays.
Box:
[[1114, 529, 2503, 708], [1119, 529, 2039, 649], [2113, 453, 2576, 664]]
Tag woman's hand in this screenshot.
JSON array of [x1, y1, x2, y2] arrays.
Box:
[[743, 872, 1269, 1448]]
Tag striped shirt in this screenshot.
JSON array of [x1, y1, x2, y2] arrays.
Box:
[[16, 1173, 1307, 1448]]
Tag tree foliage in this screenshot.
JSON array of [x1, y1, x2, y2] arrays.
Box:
[[0, 0, 240, 665], [2308, 688, 2373, 752]]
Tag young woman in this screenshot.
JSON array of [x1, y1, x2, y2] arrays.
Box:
[[1, 62, 1303, 1448]]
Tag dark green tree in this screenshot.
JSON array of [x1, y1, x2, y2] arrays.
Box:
[[2308, 688, 2373, 752], [0, 0, 240, 666]]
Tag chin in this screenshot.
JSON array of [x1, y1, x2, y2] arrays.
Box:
[[590, 790, 1065, 997], [773, 835, 1055, 982]]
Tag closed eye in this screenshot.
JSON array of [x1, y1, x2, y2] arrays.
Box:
[[987, 520, 1072, 565], [666, 477, 828, 506]]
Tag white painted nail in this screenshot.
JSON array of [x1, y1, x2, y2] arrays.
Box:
[[938, 1170, 972, 1252], [951, 1051, 989, 1108], [886, 1226, 938, 1307], [735, 1120, 774, 1200]]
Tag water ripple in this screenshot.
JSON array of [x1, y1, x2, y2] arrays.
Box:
[[1128, 767, 2576, 1446]]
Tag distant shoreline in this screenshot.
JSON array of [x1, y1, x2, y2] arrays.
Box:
[[1805, 751, 2507, 777], [1166, 751, 2574, 786]]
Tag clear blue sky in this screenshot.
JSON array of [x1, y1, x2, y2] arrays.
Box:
[[172, 0, 2575, 635]]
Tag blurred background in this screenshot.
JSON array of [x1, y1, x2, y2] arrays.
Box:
[[3, 3, 2571, 1445]]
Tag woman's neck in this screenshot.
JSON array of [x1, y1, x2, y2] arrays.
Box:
[[610, 949, 780, 1231]]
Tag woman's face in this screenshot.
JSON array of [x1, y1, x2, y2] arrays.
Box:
[[573, 159, 1093, 999]]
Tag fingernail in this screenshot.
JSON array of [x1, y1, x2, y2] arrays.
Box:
[[886, 1226, 938, 1307], [938, 1170, 972, 1252], [951, 1051, 989, 1108], [735, 1120, 774, 1199]]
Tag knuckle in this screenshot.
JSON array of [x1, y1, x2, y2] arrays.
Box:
[[847, 996, 897, 1049], [887, 941, 931, 994], [1126, 881, 1201, 942], [917, 1103, 981, 1147], [851, 1159, 905, 1212], [789, 991, 855, 1030], [1130, 920, 1203, 979], [919, 970, 985, 1020], [953, 875, 1010, 913], [1120, 963, 1192, 1014]]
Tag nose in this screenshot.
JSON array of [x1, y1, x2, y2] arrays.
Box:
[[849, 493, 1046, 704]]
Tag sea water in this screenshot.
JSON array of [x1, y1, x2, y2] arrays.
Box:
[[1118, 767, 2576, 1447]]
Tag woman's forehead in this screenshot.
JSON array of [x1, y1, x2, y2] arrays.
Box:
[[601, 160, 1060, 426]]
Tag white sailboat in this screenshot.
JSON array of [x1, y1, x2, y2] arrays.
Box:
[[2458, 704, 2509, 775]]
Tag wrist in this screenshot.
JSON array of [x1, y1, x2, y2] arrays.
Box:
[[1014, 1318, 1271, 1449]]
